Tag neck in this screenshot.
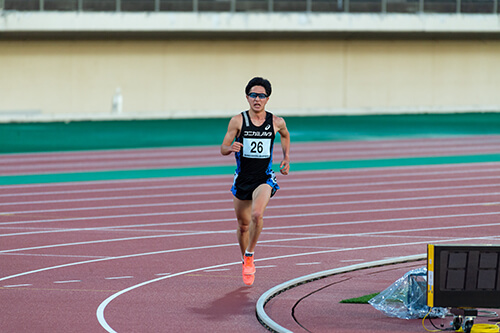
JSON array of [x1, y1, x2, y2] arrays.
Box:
[[249, 109, 265, 118]]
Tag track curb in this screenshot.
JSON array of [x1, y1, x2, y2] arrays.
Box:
[[256, 253, 427, 332]]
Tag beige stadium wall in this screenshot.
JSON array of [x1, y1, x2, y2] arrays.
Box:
[[1, 38, 500, 121]]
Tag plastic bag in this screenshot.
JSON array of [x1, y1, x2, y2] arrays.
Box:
[[368, 267, 448, 319]]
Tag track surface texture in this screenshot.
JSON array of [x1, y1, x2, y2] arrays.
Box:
[[1, 135, 500, 332]]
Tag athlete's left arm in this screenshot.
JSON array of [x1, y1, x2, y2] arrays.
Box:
[[274, 115, 290, 175]]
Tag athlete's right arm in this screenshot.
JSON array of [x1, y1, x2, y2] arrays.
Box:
[[220, 115, 243, 156]]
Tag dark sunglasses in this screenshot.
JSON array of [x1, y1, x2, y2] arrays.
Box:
[[247, 92, 268, 99]]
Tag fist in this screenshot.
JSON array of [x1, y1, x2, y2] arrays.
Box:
[[232, 142, 243, 153]]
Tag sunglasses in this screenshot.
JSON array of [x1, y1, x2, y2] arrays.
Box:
[[247, 92, 268, 99]]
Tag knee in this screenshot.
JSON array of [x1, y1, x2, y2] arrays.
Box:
[[251, 210, 264, 223], [238, 223, 250, 233]]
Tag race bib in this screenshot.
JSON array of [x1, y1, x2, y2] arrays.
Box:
[[242, 137, 271, 159]]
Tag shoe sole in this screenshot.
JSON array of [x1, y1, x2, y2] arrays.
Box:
[[242, 262, 255, 285], [243, 273, 255, 286]]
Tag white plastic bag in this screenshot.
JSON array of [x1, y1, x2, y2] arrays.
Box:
[[368, 267, 448, 319]]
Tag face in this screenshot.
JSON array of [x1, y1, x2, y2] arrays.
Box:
[[246, 85, 269, 113]]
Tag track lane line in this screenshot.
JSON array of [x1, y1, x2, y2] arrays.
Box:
[[2, 191, 500, 237], [3, 143, 499, 173], [1, 215, 499, 255], [1, 201, 498, 231], [2, 180, 500, 208], [3, 173, 500, 199], [1, 161, 499, 192]]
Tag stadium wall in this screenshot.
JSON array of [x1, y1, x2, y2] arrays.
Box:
[[1, 12, 500, 121]]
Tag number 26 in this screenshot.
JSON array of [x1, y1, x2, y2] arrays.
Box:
[[250, 141, 264, 153]]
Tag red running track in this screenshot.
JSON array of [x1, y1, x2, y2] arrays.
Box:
[[1, 136, 500, 332]]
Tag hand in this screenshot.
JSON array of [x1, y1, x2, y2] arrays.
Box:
[[231, 142, 243, 153], [279, 159, 290, 175]]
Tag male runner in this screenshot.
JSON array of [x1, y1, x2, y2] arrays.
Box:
[[220, 77, 290, 286]]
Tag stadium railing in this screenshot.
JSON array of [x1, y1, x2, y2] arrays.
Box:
[[0, 0, 498, 14]]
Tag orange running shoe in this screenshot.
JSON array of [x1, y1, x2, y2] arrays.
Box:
[[243, 254, 256, 275], [242, 269, 255, 286], [242, 254, 256, 286]]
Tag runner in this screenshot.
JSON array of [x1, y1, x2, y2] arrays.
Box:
[[220, 77, 291, 286]]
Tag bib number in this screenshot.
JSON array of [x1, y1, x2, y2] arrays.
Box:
[[243, 138, 271, 159]]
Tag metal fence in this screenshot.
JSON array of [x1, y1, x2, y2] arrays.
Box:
[[0, 0, 498, 14]]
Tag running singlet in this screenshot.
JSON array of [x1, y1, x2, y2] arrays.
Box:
[[231, 111, 279, 200]]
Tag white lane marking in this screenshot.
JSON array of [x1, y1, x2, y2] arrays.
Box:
[[1, 180, 499, 219], [1, 163, 499, 202], [0, 146, 219, 164], [295, 262, 322, 266], [255, 265, 277, 269], [0, 173, 230, 191], [276, 144, 500, 160], [105, 276, 134, 280], [2, 141, 499, 173], [1, 185, 499, 229], [95, 233, 500, 333], [0, 253, 109, 259], [155, 273, 171, 276], [1, 201, 500, 242], [203, 268, 231, 272], [2, 164, 500, 205], [0, 243, 238, 282], [2, 175, 500, 213], [3, 185, 500, 218], [3, 136, 500, 163], [3, 189, 500, 237], [2, 182, 497, 220], [340, 259, 365, 263], [2, 225, 500, 286], [1, 161, 499, 193], [0, 196, 231, 208], [2, 212, 500, 254], [2, 284, 32, 288], [53, 280, 81, 284], [261, 244, 341, 250], [2, 137, 498, 165], [0, 184, 226, 198], [284, 166, 500, 182], [277, 188, 500, 204], [0, 201, 235, 215], [0, 230, 232, 253], [0, 143, 497, 173], [0, 155, 229, 172]]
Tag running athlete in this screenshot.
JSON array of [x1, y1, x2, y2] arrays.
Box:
[[220, 77, 290, 286]]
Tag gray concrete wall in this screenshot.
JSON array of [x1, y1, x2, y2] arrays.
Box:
[[1, 12, 500, 121]]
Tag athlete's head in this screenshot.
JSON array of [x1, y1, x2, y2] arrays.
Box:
[[245, 77, 272, 97]]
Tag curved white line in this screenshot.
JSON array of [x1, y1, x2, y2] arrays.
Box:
[[96, 260, 242, 333], [255, 254, 427, 333], [95, 234, 500, 332]]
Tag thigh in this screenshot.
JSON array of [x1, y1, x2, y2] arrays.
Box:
[[252, 184, 272, 214], [233, 196, 252, 225]]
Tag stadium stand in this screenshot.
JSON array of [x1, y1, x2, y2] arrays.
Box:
[[1, 0, 498, 14]]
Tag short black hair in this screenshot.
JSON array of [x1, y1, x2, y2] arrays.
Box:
[[245, 77, 272, 97]]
